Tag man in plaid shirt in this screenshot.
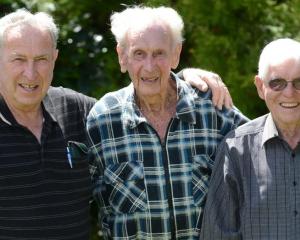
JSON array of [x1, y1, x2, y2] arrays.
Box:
[[87, 6, 248, 240]]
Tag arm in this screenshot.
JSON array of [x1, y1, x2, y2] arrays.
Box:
[[200, 139, 242, 240], [180, 68, 232, 110]]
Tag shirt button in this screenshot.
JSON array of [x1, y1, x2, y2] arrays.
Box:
[[292, 152, 295, 158]]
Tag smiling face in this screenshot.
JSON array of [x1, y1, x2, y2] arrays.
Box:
[[0, 24, 58, 112], [117, 23, 181, 101], [255, 57, 300, 129]]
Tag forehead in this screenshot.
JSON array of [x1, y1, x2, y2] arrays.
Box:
[[267, 57, 300, 80], [3, 24, 53, 49], [127, 24, 172, 49]]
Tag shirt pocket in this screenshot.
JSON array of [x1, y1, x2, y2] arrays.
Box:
[[103, 161, 147, 214], [67, 141, 88, 168], [192, 154, 214, 207]]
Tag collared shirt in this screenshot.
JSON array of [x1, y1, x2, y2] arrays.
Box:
[[200, 113, 300, 240], [87, 74, 248, 240], [0, 87, 96, 239]]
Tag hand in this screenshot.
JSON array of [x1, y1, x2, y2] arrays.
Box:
[[182, 68, 233, 109]]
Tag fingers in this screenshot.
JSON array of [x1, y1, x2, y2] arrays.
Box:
[[182, 68, 233, 109], [224, 86, 233, 109], [209, 74, 223, 109], [182, 68, 208, 91]]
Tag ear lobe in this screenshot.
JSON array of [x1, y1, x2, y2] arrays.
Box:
[[53, 49, 59, 61], [254, 75, 265, 100], [171, 43, 182, 69], [117, 46, 127, 73]]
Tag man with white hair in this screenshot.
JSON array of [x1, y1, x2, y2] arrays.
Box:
[[0, 7, 236, 240], [200, 38, 300, 240], [87, 6, 248, 239], [0, 8, 96, 239]]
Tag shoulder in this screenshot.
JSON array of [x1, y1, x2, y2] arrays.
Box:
[[45, 86, 96, 111], [44, 86, 97, 122], [46, 86, 96, 104], [91, 85, 133, 115], [229, 114, 268, 138]]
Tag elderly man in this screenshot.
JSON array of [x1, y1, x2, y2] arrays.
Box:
[[87, 6, 248, 240], [0, 9, 96, 239], [200, 38, 300, 240], [0, 8, 233, 240]]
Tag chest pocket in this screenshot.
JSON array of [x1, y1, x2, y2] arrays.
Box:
[[104, 160, 147, 214], [192, 154, 214, 207]]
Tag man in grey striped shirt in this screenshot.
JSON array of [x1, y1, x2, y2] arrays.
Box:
[[200, 38, 300, 240]]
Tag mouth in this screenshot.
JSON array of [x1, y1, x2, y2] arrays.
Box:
[[19, 83, 38, 91], [141, 77, 159, 83], [280, 102, 299, 108]]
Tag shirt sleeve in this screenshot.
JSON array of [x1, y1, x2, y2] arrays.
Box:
[[200, 137, 243, 240]]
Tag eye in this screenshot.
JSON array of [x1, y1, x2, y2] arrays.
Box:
[[133, 50, 145, 60], [268, 78, 286, 91], [35, 57, 48, 62], [154, 50, 164, 57], [12, 57, 25, 62], [293, 78, 300, 90]]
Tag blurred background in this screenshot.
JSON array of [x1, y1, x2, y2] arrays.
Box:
[[1, 0, 300, 238]]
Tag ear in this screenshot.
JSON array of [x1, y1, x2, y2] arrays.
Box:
[[116, 45, 127, 73], [53, 49, 59, 61], [171, 43, 182, 69], [254, 75, 266, 100]]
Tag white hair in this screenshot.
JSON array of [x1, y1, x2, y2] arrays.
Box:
[[110, 6, 184, 48], [258, 38, 300, 80], [0, 8, 59, 49]]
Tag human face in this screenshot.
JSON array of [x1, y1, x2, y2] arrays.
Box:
[[117, 24, 181, 101], [255, 57, 300, 129], [0, 24, 58, 112]]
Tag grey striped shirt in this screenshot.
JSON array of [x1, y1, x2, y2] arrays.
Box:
[[200, 113, 300, 240]]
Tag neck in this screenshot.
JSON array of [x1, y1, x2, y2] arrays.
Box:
[[278, 125, 300, 150], [137, 78, 177, 113], [8, 103, 44, 143], [137, 81, 177, 142]]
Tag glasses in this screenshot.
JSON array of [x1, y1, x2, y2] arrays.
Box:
[[268, 78, 300, 91]]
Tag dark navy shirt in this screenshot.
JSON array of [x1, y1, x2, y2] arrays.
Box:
[[0, 87, 96, 240]]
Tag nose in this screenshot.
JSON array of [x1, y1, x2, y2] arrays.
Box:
[[282, 82, 296, 97], [143, 56, 155, 72], [23, 61, 37, 80]]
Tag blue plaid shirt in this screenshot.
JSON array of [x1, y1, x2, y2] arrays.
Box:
[[87, 74, 248, 239]]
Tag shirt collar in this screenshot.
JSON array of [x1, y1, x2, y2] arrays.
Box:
[[124, 72, 197, 129], [0, 93, 57, 126], [261, 113, 279, 146]]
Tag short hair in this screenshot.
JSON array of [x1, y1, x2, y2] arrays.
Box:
[[0, 8, 59, 49], [110, 6, 184, 48], [258, 38, 300, 80]]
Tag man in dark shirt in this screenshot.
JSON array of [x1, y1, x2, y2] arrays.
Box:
[[0, 9, 96, 239], [0, 8, 233, 239], [200, 38, 300, 240]]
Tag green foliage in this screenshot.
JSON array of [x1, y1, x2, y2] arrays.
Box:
[[3, 0, 299, 117], [145, 0, 300, 118], [1, 0, 300, 238]]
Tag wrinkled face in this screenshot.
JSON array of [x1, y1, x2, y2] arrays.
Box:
[[0, 24, 58, 112], [117, 24, 181, 100], [255, 57, 300, 129]]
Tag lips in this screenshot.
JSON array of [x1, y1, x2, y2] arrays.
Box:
[[280, 102, 299, 108], [141, 77, 159, 83], [19, 83, 38, 91]]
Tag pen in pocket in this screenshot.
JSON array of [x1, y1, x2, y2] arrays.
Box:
[[66, 146, 73, 168]]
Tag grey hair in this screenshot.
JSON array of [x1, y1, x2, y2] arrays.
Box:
[[258, 38, 300, 80], [0, 8, 59, 49], [110, 6, 184, 48]]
